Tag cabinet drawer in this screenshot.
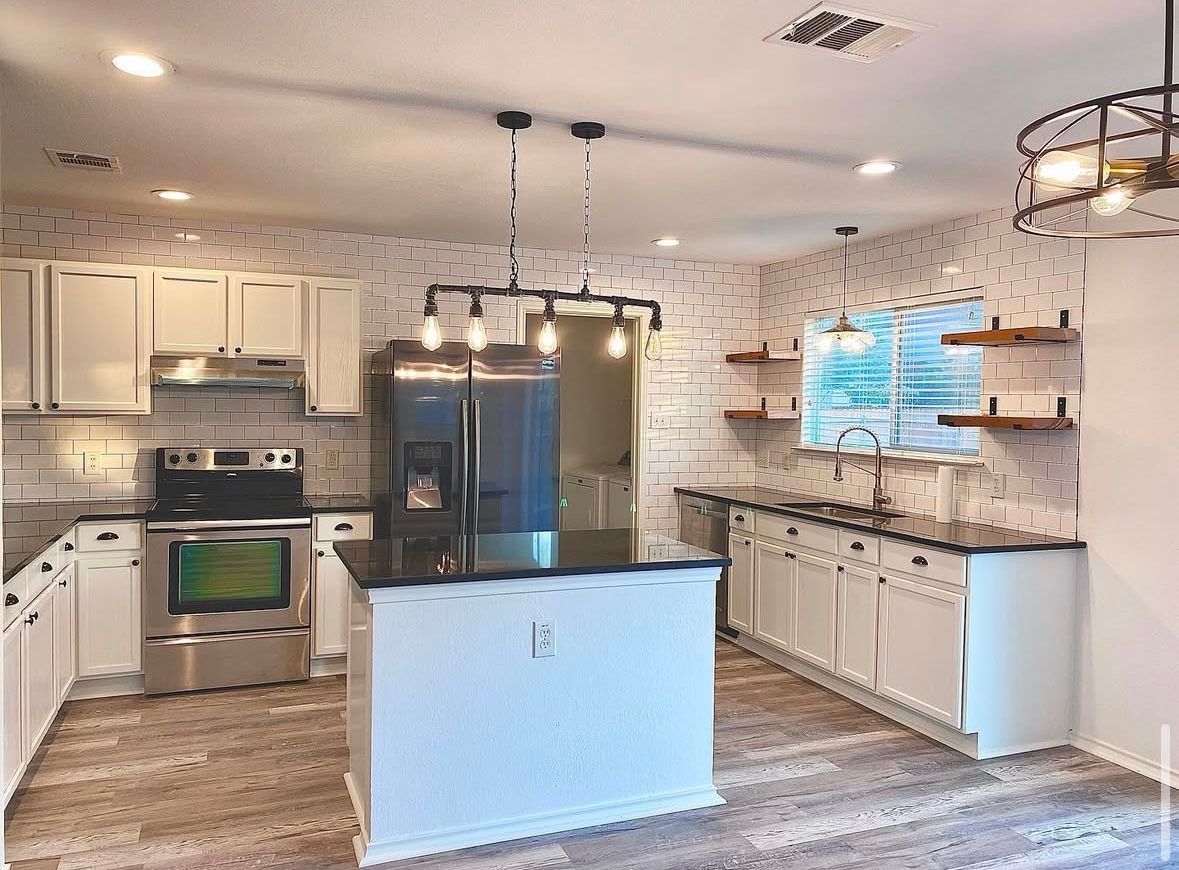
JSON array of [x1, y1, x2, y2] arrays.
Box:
[[758, 513, 838, 553], [837, 530, 879, 565], [729, 506, 755, 534], [75, 521, 143, 553], [4, 569, 29, 628], [881, 539, 966, 588], [314, 513, 373, 542]]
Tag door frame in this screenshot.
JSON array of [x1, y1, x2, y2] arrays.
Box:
[[515, 299, 649, 532]]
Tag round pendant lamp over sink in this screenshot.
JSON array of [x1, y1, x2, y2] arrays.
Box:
[[817, 226, 877, 355]]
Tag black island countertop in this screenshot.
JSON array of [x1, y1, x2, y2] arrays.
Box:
[[3, 498, 154, 581], [674, 485, 1086, 555], [335, 528, 730, 589]]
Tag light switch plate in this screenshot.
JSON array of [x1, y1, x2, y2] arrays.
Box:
[[83, 451, 101, 476], [651, 414, 671, 429]]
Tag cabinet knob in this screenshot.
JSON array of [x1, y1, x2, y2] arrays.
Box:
[[786, 527, 799, 536], [96, 531, 120, 541], [218, 346, 226, 353], [837, 565, 845, 572], [310, 405, 318, 412], [31, 402, 40, 410], [59, 578, 68, 587], [911, 555, 929, 567], [41, 561, 53, 572], [51, 402, 60, 409], [24, 614, 34, 626], [317, 550, 325, 557], [64, 542, 74, 551], [234, 347, 242, 353], [31, 611, 39, 621], [742, 539, 751, 546], [879, 576, 886, 584], [849, 541, 865, 551], [132, 559, 140, 567], [334, 522, 353, 532], [5, 593, 18, 607]]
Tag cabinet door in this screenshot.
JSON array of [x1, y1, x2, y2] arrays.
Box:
[[53, 563, 77, 703], [230, 273, 303, 357], [791, 551, 838, 672], [605, 480, 633, 529], [22, 583, 57, 759], [153, 269, 228, 355], [726, 533, 754, 634], [77, 555, 142, 678], [753, 541, 792, 652], [836, 563, 879, 689], [49, 263, 150, 413], [3, 619, 23, 798], [877, 574, 966, 728], [306, 277, 361, 415], [313, 548, 350, 657], [561, 480, 597, 530], [1, 259, 47, 412]]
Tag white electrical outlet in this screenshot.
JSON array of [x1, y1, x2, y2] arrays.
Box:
[[532, 620, 555, 658], [83, 451, 101, 476], [325, 449, 341, 471], [990, 473, 1006, 498]]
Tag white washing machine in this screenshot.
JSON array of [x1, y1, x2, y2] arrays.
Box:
[[560, 464, 633, 530]]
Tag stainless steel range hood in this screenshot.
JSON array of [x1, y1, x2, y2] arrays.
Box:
[[150, 356, 306, 389]]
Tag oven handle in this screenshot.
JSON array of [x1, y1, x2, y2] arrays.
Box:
[[144, 627, 310, 646], [147, 518, 312, 532]]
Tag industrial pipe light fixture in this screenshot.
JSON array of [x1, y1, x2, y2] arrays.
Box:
[[1015, 0, 1179, 238], [816, 226, 876, 354], [419, 111, 665, 360]]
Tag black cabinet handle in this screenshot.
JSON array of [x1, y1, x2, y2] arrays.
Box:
[[51, 402, 60, 409], [879, 576, 886, 584], [310, 405, 318, 412], [24, 615, 34, 626], [317, 550, 325, 557], [742, 539, 751, 546], [784, 551, 796, 560], [132, 559, 140, 567], [234, 347, 242, 353], [31, 611, 39, 621], [850, 541, 865, 551], [59, 578, 68, 587], [837, 565, 845, 572], [786, 527, 799, 536], [96, 531, 119, 541], [64, 542, 74, 551], [334, 522, 353, 532], [31, 401, 40, 410], [911, 555, 929, 567], [41, 561, 52, 572], [734, 514, 745, 522], [218, 346, 226, 353], [5, 593, 18, 607]]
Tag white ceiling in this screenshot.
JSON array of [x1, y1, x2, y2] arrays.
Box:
[[0, 0, 1166, 263]]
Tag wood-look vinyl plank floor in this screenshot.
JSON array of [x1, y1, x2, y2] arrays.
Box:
[[6, 642, 1177, 869]]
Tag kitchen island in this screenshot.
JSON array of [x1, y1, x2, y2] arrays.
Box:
[[335, 528, 730, 866]]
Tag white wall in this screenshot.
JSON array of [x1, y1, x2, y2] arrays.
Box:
[[1075, 229, 1179, 782]]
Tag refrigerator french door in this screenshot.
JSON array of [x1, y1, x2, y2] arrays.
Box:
[[370, 340, 560, 538]]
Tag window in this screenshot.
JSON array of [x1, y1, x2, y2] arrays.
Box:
[[802, 297, 984, 457]]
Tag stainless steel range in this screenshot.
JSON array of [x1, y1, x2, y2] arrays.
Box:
[[144, 447, 312, 695]]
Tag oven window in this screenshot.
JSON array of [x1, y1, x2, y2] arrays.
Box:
[[170, 539, 292, 614]]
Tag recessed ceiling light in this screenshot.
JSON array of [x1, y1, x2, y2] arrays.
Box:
[[153, 189, 193, 201], [651, 237, 681, 247], [853, 160, 902, 176], [103, 51, 174, 78], [174, 232, 201, 241]]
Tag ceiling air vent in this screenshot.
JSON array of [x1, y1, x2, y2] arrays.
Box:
[[765, 3, 930, 63], [44, 148, 122, 172]]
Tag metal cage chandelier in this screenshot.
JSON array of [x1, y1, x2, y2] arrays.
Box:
[[1015, 0, 1179, 238], [419, 111, 665, 360]]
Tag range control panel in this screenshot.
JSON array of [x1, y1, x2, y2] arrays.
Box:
[[157, 447, 300, 472]]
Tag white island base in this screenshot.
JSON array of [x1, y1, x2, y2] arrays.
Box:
[[344, 564, 725, 866]]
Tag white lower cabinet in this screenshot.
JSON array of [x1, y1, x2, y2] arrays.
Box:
[[313, 548, 351, 657], [876, 573, 966, 728], [3, 619, 24, 800], [726, 532, 754, 634], [752, 542, 792, 652], [77, 553, 142, 678], [791, 551, 838, 673], [836, 563, 879, 690], [53, 563, 77, 703], [22, 583, 57, 761]]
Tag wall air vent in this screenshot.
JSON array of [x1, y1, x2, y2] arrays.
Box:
[[765, 3, 930, 63], [44, 148, 122, 172]]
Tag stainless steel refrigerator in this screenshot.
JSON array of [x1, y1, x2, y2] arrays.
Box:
[[369, 340, 560, 538]]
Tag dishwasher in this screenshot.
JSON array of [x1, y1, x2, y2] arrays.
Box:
[[678, 494, 737, 637]]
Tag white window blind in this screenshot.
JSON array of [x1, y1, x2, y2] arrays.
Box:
[[802, 297, 984, 456]]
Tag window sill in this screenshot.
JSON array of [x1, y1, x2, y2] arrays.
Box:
[[793, 443, 985, 468]]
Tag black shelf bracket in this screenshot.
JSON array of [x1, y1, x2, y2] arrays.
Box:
[[1057, 396, 1067, 418], [988, 396, 998, 416]]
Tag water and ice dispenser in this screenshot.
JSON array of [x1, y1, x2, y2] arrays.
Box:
[[404, 441, 452, 511]]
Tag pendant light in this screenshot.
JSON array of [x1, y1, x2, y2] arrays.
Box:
[[817, 226, 876, 355], [1015, 0, 1179, 238], [537, 293, 558, 355], [467, 291, 488, 352], [607, 301, 628, 359], [421, 288, 442, 351]]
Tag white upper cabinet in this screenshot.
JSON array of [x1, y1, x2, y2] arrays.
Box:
[[231, 273, 303, 358], [305, 276, 362, 415], [1, 259, 47, 412], [153, 269, 229, 355], [50, 262, 151, 414]]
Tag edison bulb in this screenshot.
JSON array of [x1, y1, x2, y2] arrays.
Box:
[[537, 319, 558, 355], [1033, 150, 1107, 189], [644, 327, 663, 361], [467, 315, 488, 352], [421, 314, 442, 351], [1090, 187, 1135, 216], [607, 324, 627, 359]]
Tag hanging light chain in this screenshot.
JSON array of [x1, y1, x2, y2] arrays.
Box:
[[581, 136, 592, 296], [508, 127, 520, 291]]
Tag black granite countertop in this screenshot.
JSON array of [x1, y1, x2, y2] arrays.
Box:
[[335, 528, 730, 589], [674, 485, 1086, 555], [305, 494, 373, 513], [3, 498, 153, 581]]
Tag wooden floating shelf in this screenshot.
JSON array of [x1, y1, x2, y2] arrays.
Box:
[[937, 414, 1074, 431], [724, 409, 801, 420], [726, 341, 802, 363], [940, 326, 1080, 347]]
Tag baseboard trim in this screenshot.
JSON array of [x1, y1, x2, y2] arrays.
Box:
[[311, 655, 346, 677], [67, 673, 144, 700], [1070, 732, 1178, 785], [350, 785, 725, 866]]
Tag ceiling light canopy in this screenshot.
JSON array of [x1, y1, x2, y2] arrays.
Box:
[[853, 160, 902, 175], [104, 51, 174, 78], [418, 112, 665, 361], [817, 226, 877, 355], [1015, 0, 1179, 238], [651, 237, 681, 247], [153, 189, 192, 201]]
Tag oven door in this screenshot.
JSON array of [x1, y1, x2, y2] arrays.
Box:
[[145, 520, 311, 639]]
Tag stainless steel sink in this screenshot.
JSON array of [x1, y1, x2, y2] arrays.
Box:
[[778, 501, 905, 521]]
